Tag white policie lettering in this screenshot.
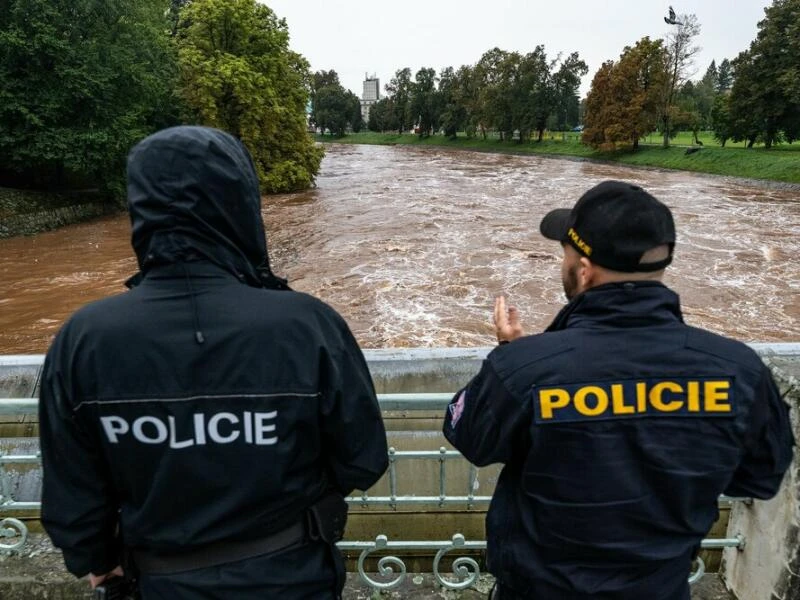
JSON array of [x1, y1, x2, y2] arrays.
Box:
[[100, 411, 279, 447]]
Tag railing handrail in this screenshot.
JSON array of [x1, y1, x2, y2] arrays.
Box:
[[1, 342, 800, 366], [0, 393, 455, 415]]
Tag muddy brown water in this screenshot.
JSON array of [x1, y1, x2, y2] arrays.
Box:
[[1, 144, 799, 354]]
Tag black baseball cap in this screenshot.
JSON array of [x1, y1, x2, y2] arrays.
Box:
[[539, 180, 676, 272]]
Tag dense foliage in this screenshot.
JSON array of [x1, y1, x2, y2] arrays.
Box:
[[0, 0, 322, 199], [583, 0, 798, 151], [582, 38, 668, 150], [724, 0, 800, 148], [0, 0, 180, 195], [311, 70, 362, 136], [175, 0, 322, 193], [2, 0, 797, 207], [367, 50, 587, 143]]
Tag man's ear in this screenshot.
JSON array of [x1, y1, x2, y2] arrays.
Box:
[[579, 256, 594, 287]]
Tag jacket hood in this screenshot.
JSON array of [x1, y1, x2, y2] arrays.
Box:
[[126, 126, 288, 289]]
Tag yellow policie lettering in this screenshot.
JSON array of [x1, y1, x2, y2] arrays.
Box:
[[574, 386, 608, 416], [611, 383, 635, 415], [705, 380, 731, 412], [649, 381, 683, 412], [539, 389, 570, 419], [567, 228, 592, 256], [537, 379, 732, 421]]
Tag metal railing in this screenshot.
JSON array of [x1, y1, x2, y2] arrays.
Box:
[[0, 391, 749, 590]]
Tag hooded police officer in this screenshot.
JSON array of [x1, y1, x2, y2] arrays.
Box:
[[39, 126, 389, 599], [443, 181, 794, 600]]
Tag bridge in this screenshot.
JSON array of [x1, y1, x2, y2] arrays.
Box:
[[1, 346, 798, 599]]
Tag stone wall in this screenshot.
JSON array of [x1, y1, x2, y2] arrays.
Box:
[[723, 352, 800, 600], [0, 186, 117, 239]]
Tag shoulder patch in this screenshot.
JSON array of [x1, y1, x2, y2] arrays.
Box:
[[449, 390, 466, 427]]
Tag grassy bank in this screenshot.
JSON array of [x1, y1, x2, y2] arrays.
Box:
[[317, 132, 800, 185]]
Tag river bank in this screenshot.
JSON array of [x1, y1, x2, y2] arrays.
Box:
[[320, 132, 800, 186], [0, 187, 118, 239]]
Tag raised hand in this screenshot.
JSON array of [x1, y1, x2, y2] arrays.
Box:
[[493, 296, 524, 343]]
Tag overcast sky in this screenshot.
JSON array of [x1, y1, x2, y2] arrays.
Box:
[[263, 0, 772, 98]]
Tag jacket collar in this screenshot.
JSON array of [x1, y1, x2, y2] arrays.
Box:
[[545, 281, 684, 332]]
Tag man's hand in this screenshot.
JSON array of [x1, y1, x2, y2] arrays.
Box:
[[89, 566, 124, 589], [493, 296, 524, 343]]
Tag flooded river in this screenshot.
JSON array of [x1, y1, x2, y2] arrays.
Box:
[[1, 144, 798, 354]]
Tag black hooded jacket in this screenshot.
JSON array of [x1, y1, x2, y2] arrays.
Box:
[[39, 126, 389, 578]]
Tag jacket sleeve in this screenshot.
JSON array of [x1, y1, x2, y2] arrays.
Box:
[[319, 316, 388, 495], [724, 366, 795, 499], [38, 336, 121, 578], [442, 352, 532, 467]]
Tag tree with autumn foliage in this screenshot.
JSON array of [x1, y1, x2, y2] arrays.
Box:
[[582, 38, 668, 150]]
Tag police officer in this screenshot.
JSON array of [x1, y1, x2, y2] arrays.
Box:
[[443, 180, 794, 600], [39, 126, 389, 599]]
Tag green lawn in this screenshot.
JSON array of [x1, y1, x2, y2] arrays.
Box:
[[318, 132, 800, 184]]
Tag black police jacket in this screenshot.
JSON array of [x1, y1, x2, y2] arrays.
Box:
[[444, 281, 794, 599], [38, 127, 389, 578]]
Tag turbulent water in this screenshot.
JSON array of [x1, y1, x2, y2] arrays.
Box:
[[1, 144, 799, 354]]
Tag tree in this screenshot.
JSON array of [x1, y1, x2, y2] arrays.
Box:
[[583, 38, 668, 150], [695, 61, 719, 128], [385, 68, 413, 133], [313, 87, 353, 136], [175, 0, 323, 192], [367, 98, 398, 132], [727, 52, 765, 148], [711, 93, 733, 147], [310, 69, 361, 136], [715, 58, 734, 93], [312, 70, 340, 91], [454, 65, 482, 138], [519, 46, 552, 143], [411, 67, 440, 137], [582, 61, 615, 148], [350, 97, 364, 133], [474, 48, 516, 140], [727, 0, 800, 148], [661, 12, 702, 147], [0, 0, 180, 196], [438, 67, 465, 138], [551, 52, 589, 132]]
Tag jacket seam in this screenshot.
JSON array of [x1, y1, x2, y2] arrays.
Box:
[[73, 392, 321, 412]]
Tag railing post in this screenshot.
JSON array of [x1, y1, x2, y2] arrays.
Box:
[[438, 446, 447, 508], [388, 447, 397, 510], [467, 464, 477, 510]]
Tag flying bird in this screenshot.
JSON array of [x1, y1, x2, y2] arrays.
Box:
[[664, 6, 682, 25]]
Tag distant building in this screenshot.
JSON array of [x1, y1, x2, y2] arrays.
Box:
[[360, 74, 380, 124]]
